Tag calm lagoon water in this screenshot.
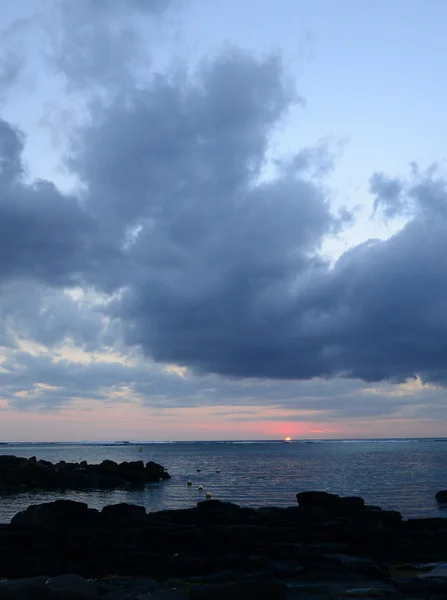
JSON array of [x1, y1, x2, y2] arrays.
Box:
[[0, 439, 446, 523]]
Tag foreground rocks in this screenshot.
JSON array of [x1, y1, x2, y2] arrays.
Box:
[[0, 455, 170, 491], [1, 491, 447, 598]]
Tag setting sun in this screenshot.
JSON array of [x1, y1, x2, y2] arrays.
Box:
[[284, 436, 292, 442]]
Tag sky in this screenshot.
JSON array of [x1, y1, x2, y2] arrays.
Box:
[[0, 0, 447, 442]]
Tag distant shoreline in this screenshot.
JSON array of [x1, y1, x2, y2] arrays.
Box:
[[1, 437, 447, 445]]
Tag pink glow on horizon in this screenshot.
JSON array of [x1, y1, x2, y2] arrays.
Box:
[[0, 401, 446, 441]]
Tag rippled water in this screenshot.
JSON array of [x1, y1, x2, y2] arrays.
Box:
[[0, 439, 446, 523]]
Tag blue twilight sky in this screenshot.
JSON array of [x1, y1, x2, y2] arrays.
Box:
[[0, 0, 447, 441]]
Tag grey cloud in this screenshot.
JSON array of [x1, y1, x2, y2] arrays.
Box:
[[44, 0, 172, 93], [0, 282, 106, 349], [0, 120, 96, 287], [0, 53, 22, 103], [32, 40, 447, 388], [67, 49, 343, 378], [370, 172, 405, 219], [0, 15, 32, 105], [2, 0, 447, 416], [104, 150, 447, 384], [2, 348, 436, 421]]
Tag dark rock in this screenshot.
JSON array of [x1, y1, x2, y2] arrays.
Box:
[[125, 461, 145, 471], [0, 577, 48, 600], [10, 499, 100, 529], [141, 592, 187, 600], [46, 574, 99, 599], [393, 575, 447, 596], [2, 492, 447, 593], [196, 500, 240, 512], [403, 517, 447, 531], [0, 456, 27, 470], [100, 460, 119, 472], [322, 554, 385, 578], [101, 503, 146, 521], [145, 462, 169, 482], [435, 490, 447, 503], [84, 472, 101, 488], [0, 456, 170, 491], [297, 491, 341, 507], [296, 491, 364, 511], [189, 581, 286, 600]]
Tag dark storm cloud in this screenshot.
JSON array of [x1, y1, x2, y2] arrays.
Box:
[[67, 48, 353, 382], [84, 87, 447, 386]]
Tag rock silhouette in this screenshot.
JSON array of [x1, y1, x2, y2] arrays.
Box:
[[0, 493, 446, 599], [0, 455, 170, 491]]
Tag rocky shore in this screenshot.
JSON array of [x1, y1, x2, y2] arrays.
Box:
[[1, 491, 447, 599], [0, 455, 170, 490]]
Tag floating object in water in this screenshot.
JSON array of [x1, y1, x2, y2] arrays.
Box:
[[198, 485, 204, 491], [187, 481, 192, 486], [205, 492, 212, 499], [197, 469, 201, 472], [159, 477, 163, 482], [216, 469, 220, 473], [139, 447, 142, 452]]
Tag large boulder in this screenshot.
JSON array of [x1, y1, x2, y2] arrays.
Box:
[[10, 500, 100, 530], [98, 460, 119, 472], [0, 455, 28, 471], [101, 503, 146, 521], [145, 460, 170, 481]]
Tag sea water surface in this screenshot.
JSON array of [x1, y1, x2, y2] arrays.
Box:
[[0, 438, 446, 523]]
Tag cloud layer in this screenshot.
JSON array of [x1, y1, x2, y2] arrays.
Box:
[[1, 0, 447, 427]]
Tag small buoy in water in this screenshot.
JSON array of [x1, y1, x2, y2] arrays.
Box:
[[187, 481, 192, 486], [197, 468, 201, 472], [216, 469, 220, 473], [205, 492, 212, 499], [198, 485, 204, 491], [159, 477, 163, 482]]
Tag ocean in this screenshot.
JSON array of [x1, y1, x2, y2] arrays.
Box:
[[0, 438, 446, 524]]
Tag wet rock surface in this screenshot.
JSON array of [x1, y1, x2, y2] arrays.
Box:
[[0, 493, 447, 598], [0, 456, 170, 491]]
